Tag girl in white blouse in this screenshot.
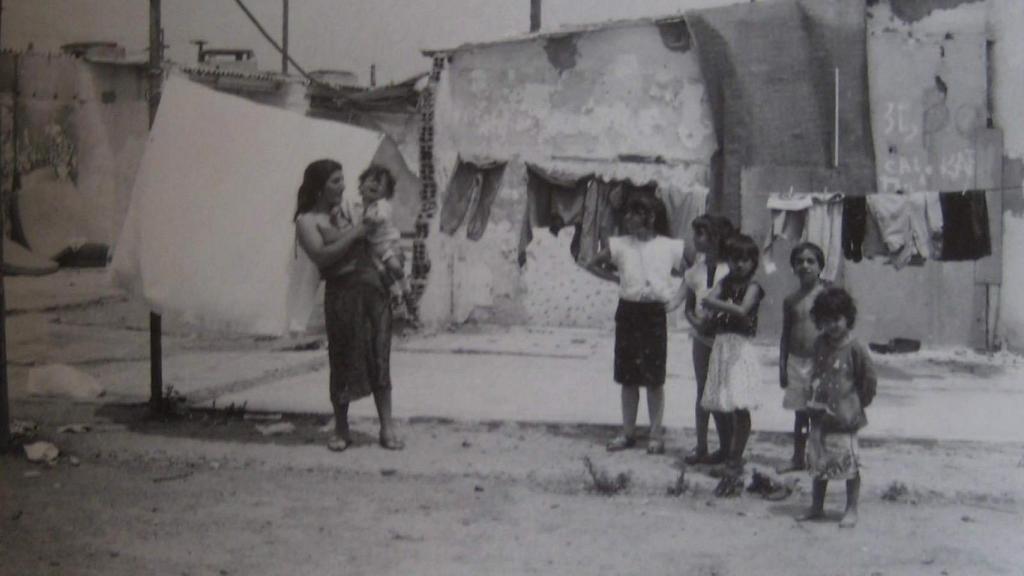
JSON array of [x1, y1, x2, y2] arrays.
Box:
[[587, 193, 686, 455]]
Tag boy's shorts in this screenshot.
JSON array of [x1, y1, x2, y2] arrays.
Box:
[[783, 355, 813, 410]]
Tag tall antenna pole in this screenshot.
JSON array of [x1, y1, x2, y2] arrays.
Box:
[[281, 0, 289, 74]]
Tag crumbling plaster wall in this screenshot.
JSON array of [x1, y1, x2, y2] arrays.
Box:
[[989, 0, 1024, 352], [422, 23, 715, 327]]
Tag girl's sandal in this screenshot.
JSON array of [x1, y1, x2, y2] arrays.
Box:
[[327, 438, 349, 452], [379, 434, 405, 451], [606, 435, 636, 452]]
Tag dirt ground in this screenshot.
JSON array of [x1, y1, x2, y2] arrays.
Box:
[[2, 398, 1023, 576], [2, 271, 1024, 575]]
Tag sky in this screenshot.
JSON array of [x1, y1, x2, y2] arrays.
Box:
[[1, 0, 739, 85]]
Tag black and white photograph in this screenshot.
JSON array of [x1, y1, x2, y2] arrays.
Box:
[[1, 1, 1022, 574]]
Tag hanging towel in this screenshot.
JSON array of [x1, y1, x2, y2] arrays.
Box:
[[440, 159, 507, 239], [658, 185, 708, 243], [762, 193, 814, 255], [517, 165, 591, 265], [906, 192, 943, 260], [841, 196, 867, 262], [865, 194, 915, 268], [575, 179, 623, 266], [803, 195, 844, 282], [939, 190, 991, 261]]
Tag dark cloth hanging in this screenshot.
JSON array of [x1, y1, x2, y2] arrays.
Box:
[[440, 159, 507, 240], [842, 195, 868, 262], [517, 165, 592, 266], [939, 190, 991, 261]]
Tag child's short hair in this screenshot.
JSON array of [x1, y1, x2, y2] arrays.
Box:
[[621, 192, 669, 236], [724, 233, 759, 267], [359, 164, 396, 198], [790, 242, 825, 269], [810, 286, 857, 328], [691, 214, 715, 236]]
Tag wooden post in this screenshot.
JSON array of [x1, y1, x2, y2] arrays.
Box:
[[149, 0, 165, 414], [530, 0, 541, 32], [281, 0, 289, 74], [0, 0, 11, 452]]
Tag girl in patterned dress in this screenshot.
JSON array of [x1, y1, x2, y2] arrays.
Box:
[[700, 234, 764, 479], [800, 287, 877, 528]]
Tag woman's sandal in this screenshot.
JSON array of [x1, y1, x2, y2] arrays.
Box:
[[327, 438, 349, 452], [379, 434, 405, 451], [606, 435, 636, 452]]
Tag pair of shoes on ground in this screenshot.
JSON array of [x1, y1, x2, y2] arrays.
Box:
[[707, 458, 745, 479], [605, 436, 665, 455], [683, 449, 728, 466]]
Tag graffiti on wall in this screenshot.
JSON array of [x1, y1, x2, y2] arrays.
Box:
[[870, 31, 988, 194]]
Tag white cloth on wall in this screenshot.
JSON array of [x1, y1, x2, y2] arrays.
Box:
[[803, 195, 844, 282], [111, 75, 384, 335], [762, 192, 843, 281]]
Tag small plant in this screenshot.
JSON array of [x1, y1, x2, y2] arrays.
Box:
[[881, 481, 910, 502], [582, 456, 631, 496], [667, 469, 688, 497]]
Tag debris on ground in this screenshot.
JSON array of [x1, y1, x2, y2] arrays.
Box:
[[11, 420, 38, 439], [57, 424, 92, 434], [69, 456, 81, 467], [747, 468, 795, 501], [26, 364, 105, 399], [582, 456, 630, 496], [255, 422, 296, 436], [24, 441, 60, 464], [714, 474, 745, 498]]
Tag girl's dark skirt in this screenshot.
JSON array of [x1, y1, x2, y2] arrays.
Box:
[[325, 273, 392, 405], [614, 299, 667, 388]]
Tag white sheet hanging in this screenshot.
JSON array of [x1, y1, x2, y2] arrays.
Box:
[[111, 75, 384, 335]]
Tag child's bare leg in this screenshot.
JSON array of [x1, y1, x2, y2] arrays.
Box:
[[608, 386, 639, 450], [646, 386, 665, 454], [779, 411, 809, 473], [730, 409, 751, 466], [692, 341, 711, 456], [799, 478, 827, 520], [840, 475, 860, 528], [711, 411, 732, 462]]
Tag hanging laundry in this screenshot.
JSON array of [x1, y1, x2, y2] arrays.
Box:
[[575, 179, 624, 266], [762, 194, 814, 255], [517, 165, 591, 265], [939, 190, 991, 261], [111, 75, 384, 335], [841, 196, 867, 262], [440, 159, 507, 240], [762, 193, 843, 281], [865, 194, 913, 268], [658, 185, 708, 245], [906, 192, 943, 260], [803, 195, 844, 282]]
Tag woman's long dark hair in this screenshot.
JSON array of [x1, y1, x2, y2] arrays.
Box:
[[294, 159, 342, 220]]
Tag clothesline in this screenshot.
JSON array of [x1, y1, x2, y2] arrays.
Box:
[[766, 184, 1021, 199]]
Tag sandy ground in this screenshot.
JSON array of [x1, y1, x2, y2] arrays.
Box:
[[3, 270, 1024, 575]]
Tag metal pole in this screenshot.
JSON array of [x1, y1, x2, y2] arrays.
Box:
[[530, 0, 541, 32], [149, 0, 164, 414], [0, 0, 11, 451], [281, 0, 289, 74]]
